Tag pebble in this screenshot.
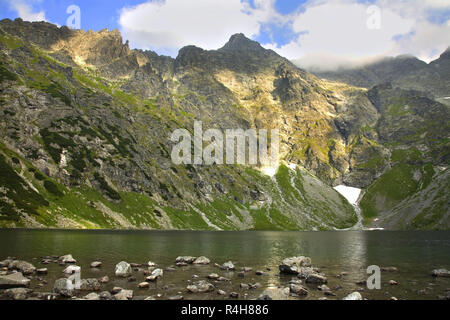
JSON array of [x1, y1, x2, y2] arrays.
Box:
[[138, 282, 150, 289]]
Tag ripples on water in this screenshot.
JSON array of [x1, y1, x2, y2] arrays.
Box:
[[0, 230, 449, 300]]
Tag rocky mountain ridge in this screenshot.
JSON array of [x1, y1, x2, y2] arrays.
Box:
[[0, 18, 448, 230]]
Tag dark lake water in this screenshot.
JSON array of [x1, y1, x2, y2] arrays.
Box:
[[0, 230, 449, 300]]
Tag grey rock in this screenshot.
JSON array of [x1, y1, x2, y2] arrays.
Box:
[[80, 278, 101, 291], [249, 283, 262, 290], [90, 261, 102, 268], [0, 272, 31, 289], [84, 292, 100, 300], [221, 261, 235, 271], [138, 282, 150, 289], [58, 254, 76, 264], [63, 265, 81, 274], [193, 256, 210, 265], [115, 261, 132, 277], [297, 267, 319, 279], [187, 280, 215, 293], [207, 273, 220, 280], [5, 287, 31, 300], [36, 268, 48, 274], [258, 286, 290, 300], [305, 274, 328, 284], [0, 259, 13, 268], [343, 292, 363, 300], [53, 278, 75, 297], [240, 283, 249, 289], [111, 287, 123, 294], [289, 283, 308, 296], [114, 289, 133, 300], [8, 260, 36, 275], [146, 268, 163, 281], [218, 276, 230, 282], [175, 256, 197, 264], [432, 269, 450, 278], [99, 291, 114, 300], [279, 256, 312, 274]]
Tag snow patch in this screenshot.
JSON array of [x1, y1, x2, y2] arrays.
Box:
[[334, 185, 362, 206], [260, 166, 278, 177]]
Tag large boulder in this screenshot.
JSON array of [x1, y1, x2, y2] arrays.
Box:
[[0, 272, 31, 289], [258, 286, 290, 300], [115, 261, 132, 277], [187, 280, 215, 293], [8, 260, 36, 275], [279, 256, 312, 274]]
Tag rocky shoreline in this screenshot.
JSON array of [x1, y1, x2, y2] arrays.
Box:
[[1, 255, 449, 301]]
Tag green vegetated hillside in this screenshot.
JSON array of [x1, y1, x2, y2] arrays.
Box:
[[0, 18, 448, 230]]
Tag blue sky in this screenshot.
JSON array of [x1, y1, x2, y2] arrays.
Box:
[[0, 0, 310, 32], [1, 0, 449, 70]]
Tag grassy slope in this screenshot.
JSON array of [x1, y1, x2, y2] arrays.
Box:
[[0, 30, 357, 231], [360, 146, 449, 230]]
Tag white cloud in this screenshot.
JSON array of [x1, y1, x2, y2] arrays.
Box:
[[7, 0, 46, 22], [119, 0, 280, 56], [117, 0, 449, 68], [266, 0, 450, 70], [419, 0, 450, 9]]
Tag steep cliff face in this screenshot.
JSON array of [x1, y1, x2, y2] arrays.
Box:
[[0, 19, 448, 230]]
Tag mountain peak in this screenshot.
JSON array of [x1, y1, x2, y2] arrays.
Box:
[[220, 33, 265, 52]]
